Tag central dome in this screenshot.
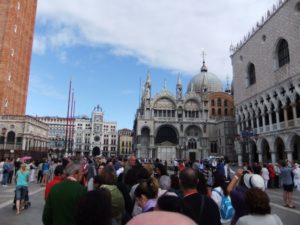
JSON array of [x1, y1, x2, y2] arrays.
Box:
[[187, 64, 223, 93]]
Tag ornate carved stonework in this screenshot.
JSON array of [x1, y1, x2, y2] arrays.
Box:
[[184, 100, 200, 111], [154, 98, 176, 109]]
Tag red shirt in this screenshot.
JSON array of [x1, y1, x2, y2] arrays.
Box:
[[267, 165, 276, 178], [45, 176, 63, 200], [178, 163, 185, 172]]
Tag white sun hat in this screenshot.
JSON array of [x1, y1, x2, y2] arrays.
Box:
[[243, 174, 265, 191]]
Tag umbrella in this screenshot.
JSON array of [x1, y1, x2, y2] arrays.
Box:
[[20, 156, 32, 161]]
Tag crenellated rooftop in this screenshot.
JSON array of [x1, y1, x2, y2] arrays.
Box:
[[230, 0, 289, 56]]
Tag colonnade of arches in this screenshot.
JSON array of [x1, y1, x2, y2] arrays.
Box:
[[236, 77, 300, 135], [236, 133, 300, 165], [0, 130, 48, 151]]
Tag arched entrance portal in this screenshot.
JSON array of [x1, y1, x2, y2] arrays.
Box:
[[155, 126, 178, 144], [92, 147, 100, 156], [261, 139, 271, 163], [275, 137, 286, 161], [155, 125, 178, 161], [291, 135, 300, 162]]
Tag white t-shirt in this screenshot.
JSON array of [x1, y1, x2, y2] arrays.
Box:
[[211, 187, 231, 224], [261, 167, 269, 180], [236, 214, 283, 225], [293, 167, 300, 179]]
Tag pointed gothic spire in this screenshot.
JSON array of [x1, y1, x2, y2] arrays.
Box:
[[176, 73, 183, 100], [163, 79, 167, 90], [201, 50, 208, 72], [177, 73, 182, 85], [146, 70, 151, 85]]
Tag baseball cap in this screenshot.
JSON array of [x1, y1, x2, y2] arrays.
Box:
[[243, 174, 265, 191]]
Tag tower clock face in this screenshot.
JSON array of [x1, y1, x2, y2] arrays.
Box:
[[94, 115, 102, 122], [94, 136, 100, 142]]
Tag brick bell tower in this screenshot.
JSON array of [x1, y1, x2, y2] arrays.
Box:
[[0, 0, 38, 115]]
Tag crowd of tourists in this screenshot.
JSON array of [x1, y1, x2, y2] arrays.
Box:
[[1, 155, 299, 224]]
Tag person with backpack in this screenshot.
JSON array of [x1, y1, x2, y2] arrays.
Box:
[[211, 172, 234, 224]]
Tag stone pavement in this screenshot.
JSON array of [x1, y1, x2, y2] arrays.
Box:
[[1, 180, 300, 225], [0, 182, 44, 225]]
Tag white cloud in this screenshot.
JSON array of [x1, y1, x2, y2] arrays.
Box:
[[33, 35, 46, 54], [35, 0, 278, 78], [56, 50, 68, 63], [29, 74, 66, 100]]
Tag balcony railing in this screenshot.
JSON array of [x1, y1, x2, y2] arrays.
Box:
[[287, 120, 295, 127]]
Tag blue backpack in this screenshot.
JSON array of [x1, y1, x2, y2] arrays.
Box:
[[213, 189, 234, 220]]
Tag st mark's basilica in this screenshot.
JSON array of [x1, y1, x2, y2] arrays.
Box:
[[133, 60, 236, 162]]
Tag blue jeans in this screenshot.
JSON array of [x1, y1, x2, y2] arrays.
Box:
[[1, 172, 9, 185], [16, 186, 28, 200]]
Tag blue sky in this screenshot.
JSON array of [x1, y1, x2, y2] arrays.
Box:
[[26, 0, 278, 129]]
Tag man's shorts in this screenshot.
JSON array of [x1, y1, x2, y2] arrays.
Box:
[[283, 184, 294, 192]]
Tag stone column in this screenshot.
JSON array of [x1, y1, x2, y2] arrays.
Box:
[[256, 117, 260, 131], [237, 123, 241, 134], [257, 143, 262, 163], [250, 117, 254, 130], [235, 141, 243, 166], [269, 144, 276, 164], [22, 137, 26, 150], [276, 110, 280, 124], [241, 121, 244, 131], [246, 119, 250, 129], [258, 153, 263, 163], [283, 108, 288, 128], [238, 154, 243, 167], [292, 104, 297, 126], [262, 114, 266, 132], [268, 112, 272, 131], [271, 152, 276, 164], [285, 148, 293, 162]]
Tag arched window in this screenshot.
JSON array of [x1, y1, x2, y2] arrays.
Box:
[[217, 98, 221, 106], [211, 99, 215, 106], [188, 138, 197, 149], [277, 39, 290, 68], [7, 131, 15, 144], [224, 100, 228, 107], [212, 108, 215, 116], [224, 108, 228, 116], [248, 63, 256, 85], [218, 108, 222, 115]]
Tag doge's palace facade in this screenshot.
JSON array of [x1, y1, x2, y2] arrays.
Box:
[[231, 0, 300, 165]]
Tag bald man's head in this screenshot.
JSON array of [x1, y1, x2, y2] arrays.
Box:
[[126, 211, 196, 225]]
